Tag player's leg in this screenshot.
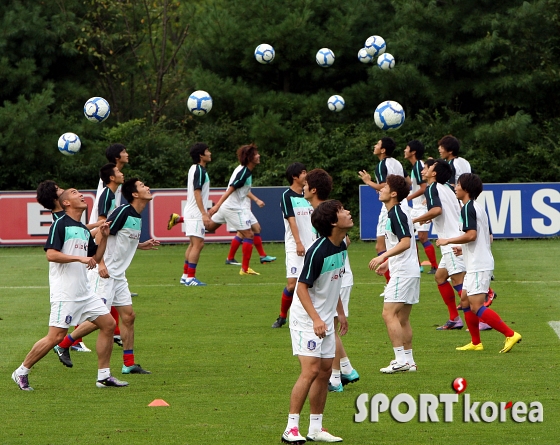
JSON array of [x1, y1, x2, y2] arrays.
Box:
[[116, 303, 151, 374], [91, 313, 127, 387], [167, 213, 183, 230], [332, 286, 358, 387], [273, 252, 303, 328], [226, 232, 243, 265], [111, 306, 122, 346], [435, 255, 463, 330], [380, 293, 410, 372], [329, 318, 344, 392], [418, 230, 438, 273], [182, 225, 206, 286], [456, 287, 484, 351], [251, 221, 276, 263], [55, 320, 98, 367]]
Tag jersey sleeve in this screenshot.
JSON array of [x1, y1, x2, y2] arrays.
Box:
[[193, 166, 206, 191], [98, 188, 114, 217], [298, 239, 325, 288], [281, 191, 295, 219], [425, 184, 442, 210], [413, 161, 425, 184], [389, 206, 412, 240], [230, 167, 251, 190], [44, 218, 66, 252], [107, 206, 129, 236], [87, 231, 98, 257], [461, 201, 478, 232], [448, 160, 457, 185], [375, 161, 388, 183]]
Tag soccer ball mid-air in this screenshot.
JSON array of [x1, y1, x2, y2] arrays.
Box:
[[327, 95, 345, 112], [316, 48, 335, 67], [365, 35, 386, 57], [357, 48, 373, 64], [254, 44, 275, 64], [374, 101, 405, 131], [58, 133, 82, 156], [187, 90, 213, 116], [377, 53, 395, 70], [83, 97, 110, 123]]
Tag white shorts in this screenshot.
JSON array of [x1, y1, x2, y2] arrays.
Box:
[[49, 297, 109, 328], [184, 218, 205, 239], [290, 329, 336, 358], [464, 271, 493, 296], [339, 285, 352, 317], [228, 210, 258, 232], [376, 206, 388, 237], [383, 277, 420, 305], [212, 207, 251, 231], [438, 251, 466, 276], [91, 275, 133, 307], [286, 251, 305, 279], [411, 207, 431, 232]]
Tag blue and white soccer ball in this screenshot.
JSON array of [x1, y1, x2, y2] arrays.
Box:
[[377, 53, 395, 70], [365, 35, 386, 57], [327, 95, 345, 112], [357, 48, 373, 64], [83, 97, 110, 123], [316, 48, 335, 67], [187, 90, 213, 116], [374, 101, 405, 131], [58, 132, 82, 156], [254, 44, 275, 64]]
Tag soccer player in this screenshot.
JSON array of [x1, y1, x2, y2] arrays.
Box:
[[369, 175, 420, 373], [207, 144, 261, 275], [436, 173, 522, 353], [412, 159, 466, 330], [404, 140, 438, 274], [54, 178, 159, 374], [96, 163, 125, 224], [437, 135, 471, 187], [12, 188, 128, 390], [282, 200, 352, 444]]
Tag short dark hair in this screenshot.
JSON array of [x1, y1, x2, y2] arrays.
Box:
[[386, 175, 410, 202], [36, 180, 59, 210], [122, 178, 140, 203], [458, 173, 483, 200], [106, 143, 127, 163], [306, 169, 333, 200], [381, 137, 397, 156], [190, 142, 209, 164], [438, 135, 460, 156], [427, 158, 453, 184], [99, 163, 117, 186], [311, 200, 343, 238], [407, 140, 425, 160], [237, 144, 258, 166], [285, 162, 306, 185]]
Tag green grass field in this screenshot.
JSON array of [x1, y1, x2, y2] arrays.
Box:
[[1, 239, 559, 444]]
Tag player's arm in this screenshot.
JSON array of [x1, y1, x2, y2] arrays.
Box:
[[138, 239, 160, 250], [297, 282, 328, 338], [407, 182, 427, 201], [369, 236, 411, 271], [287, 217, 305, 256], [437, 231, 476, 247], [370, 206, 412, 270], [208, 185, 236, 216], [92, 221, 110, 264], [358, 170, 384, 191], [247, 191, 265, 208], [46, 249, 95, 266], [194, 189, 211, 226], [413, 185, 442, 224], [437, 202, 478, 246]]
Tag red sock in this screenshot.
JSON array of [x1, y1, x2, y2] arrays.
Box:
[[123, 350, 135, 367], [183, 261, 189, 274], [187, 262, 197, 278], [59, 334, 75, 349], [177, 216, 184, 223], [477, 307, 514, 337], [111, 306, 120, 336], [279, 287, 294, 318], [71, 326, 83, 345], [464, 308, 481, 345], [253, 233, 266, 256], [423, 242, 438, 268], [228, 236, 242, 260], [241, 239, 254, 271], [438, 282, 459, 319]]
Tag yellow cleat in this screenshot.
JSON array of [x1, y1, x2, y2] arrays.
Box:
[[167, 213, 181, 230], [499, 331, 522, 353], [239, 268, 260, 276], [456, 342, 484, 351]]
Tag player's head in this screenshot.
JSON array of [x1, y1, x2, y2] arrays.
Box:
[[374, 137, 397, 157], [380, 174, 410, 203], [405, 140, 425, 160], [190, 142, 211, 164], [237, 144, 260, 166], [36, 180, 64, 210], [99, 163, 124, 186], [106, 143, 128, 164], [311, 200, 353, 238], [58, 188, 86, 211], [438, 135, 460, 158], [122, 178, 152, 203], [285, 162, 307, 185], [424, 158, 453, 184], [305, 169, 333, 201], [457, 173, 483, 200]]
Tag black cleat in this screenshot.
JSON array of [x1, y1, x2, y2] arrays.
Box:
[[113, 335, 123, 347], [272, 316, 287, 328], [53, 345, 73, 368]]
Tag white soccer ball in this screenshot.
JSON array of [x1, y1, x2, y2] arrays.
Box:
[[316, 48, 335, 67], [374, 101, 405, 131], [365, 35, 386, 57], [377, 53, 395, 70], [83, 97, 110, 123], [327, 95, 345, 112], [187, 90, 213, 116], [58, 133, 82, 156], [357, 48, 373, 64], [254, 44, 275, 64]]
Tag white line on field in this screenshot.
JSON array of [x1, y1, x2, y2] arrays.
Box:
[[548, 321, 560, 340]]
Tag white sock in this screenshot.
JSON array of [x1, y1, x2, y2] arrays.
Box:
[[404, 349, 415, 366], [340, 357, 353, 375], [286, 413, 299, 430], [394, 346, 405, 364], [17, 364, 30, 375], [181, 274, 189, 280], [97, 368, 110, 381], [309, 414, 323, 435], [330, 369, 341, 386]]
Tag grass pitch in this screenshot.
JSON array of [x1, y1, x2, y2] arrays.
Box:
[[0, 239, 559, 444]]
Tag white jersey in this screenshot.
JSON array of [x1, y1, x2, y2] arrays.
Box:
[[410, 160, 427, 210], [384, 203, 421, 278], [374, 157, 406, 184], [460, 200, 494, 272], [223, 165, 253, 210], [341, 253, 353, 287], [425, 182, 463, 254], [449, 157, 471, 186], [281, 188, 316, 252], [90, 178, 122, 224], [183, 164, 210, 219]]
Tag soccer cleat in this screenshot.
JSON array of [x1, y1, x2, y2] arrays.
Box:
[[225, 258, 242, 266], [53, 345, 73, 368], [122, 363, 151, 374], [272, 316, 287, 328], [240, 268, 260, 275], [499, 331, 522, 353], [282, 427, 306, 444], [427, 267, 438, 274], [479, 322, 493, 331], [419, 265, 424, 273], [167, 213, 181, 230], [96, 375, 129, 388], [379, 286, 386, 297], [260, 255, 277, 263], [456, 342, 484, 351], [113, 335, 123, 347], [380, 361, 410, 373], [12, 371, 33, 391], [130, 292, 138, 297], [341, 369, 360, 386], [71, 341, 91, 352], [328, 382, 343, 392], [407, 364, 418, 372], [306, 428, 343, 442], [484, 289, 497, 307], [180, 277, 207, 286], [436, 319, 464, 330]]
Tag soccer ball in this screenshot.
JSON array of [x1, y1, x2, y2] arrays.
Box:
[[58, 133, 82, 156], [374, 101, 405, 131], [327, 95, 345, 112], [316, 48, 335, 67], [187, 90, 213, 116], [83, 97, 110, 123], [365, 35, 386, 57], [357, 48, 373, 64], [377, 53, 395, 70], [254, 44, 275, 64]]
